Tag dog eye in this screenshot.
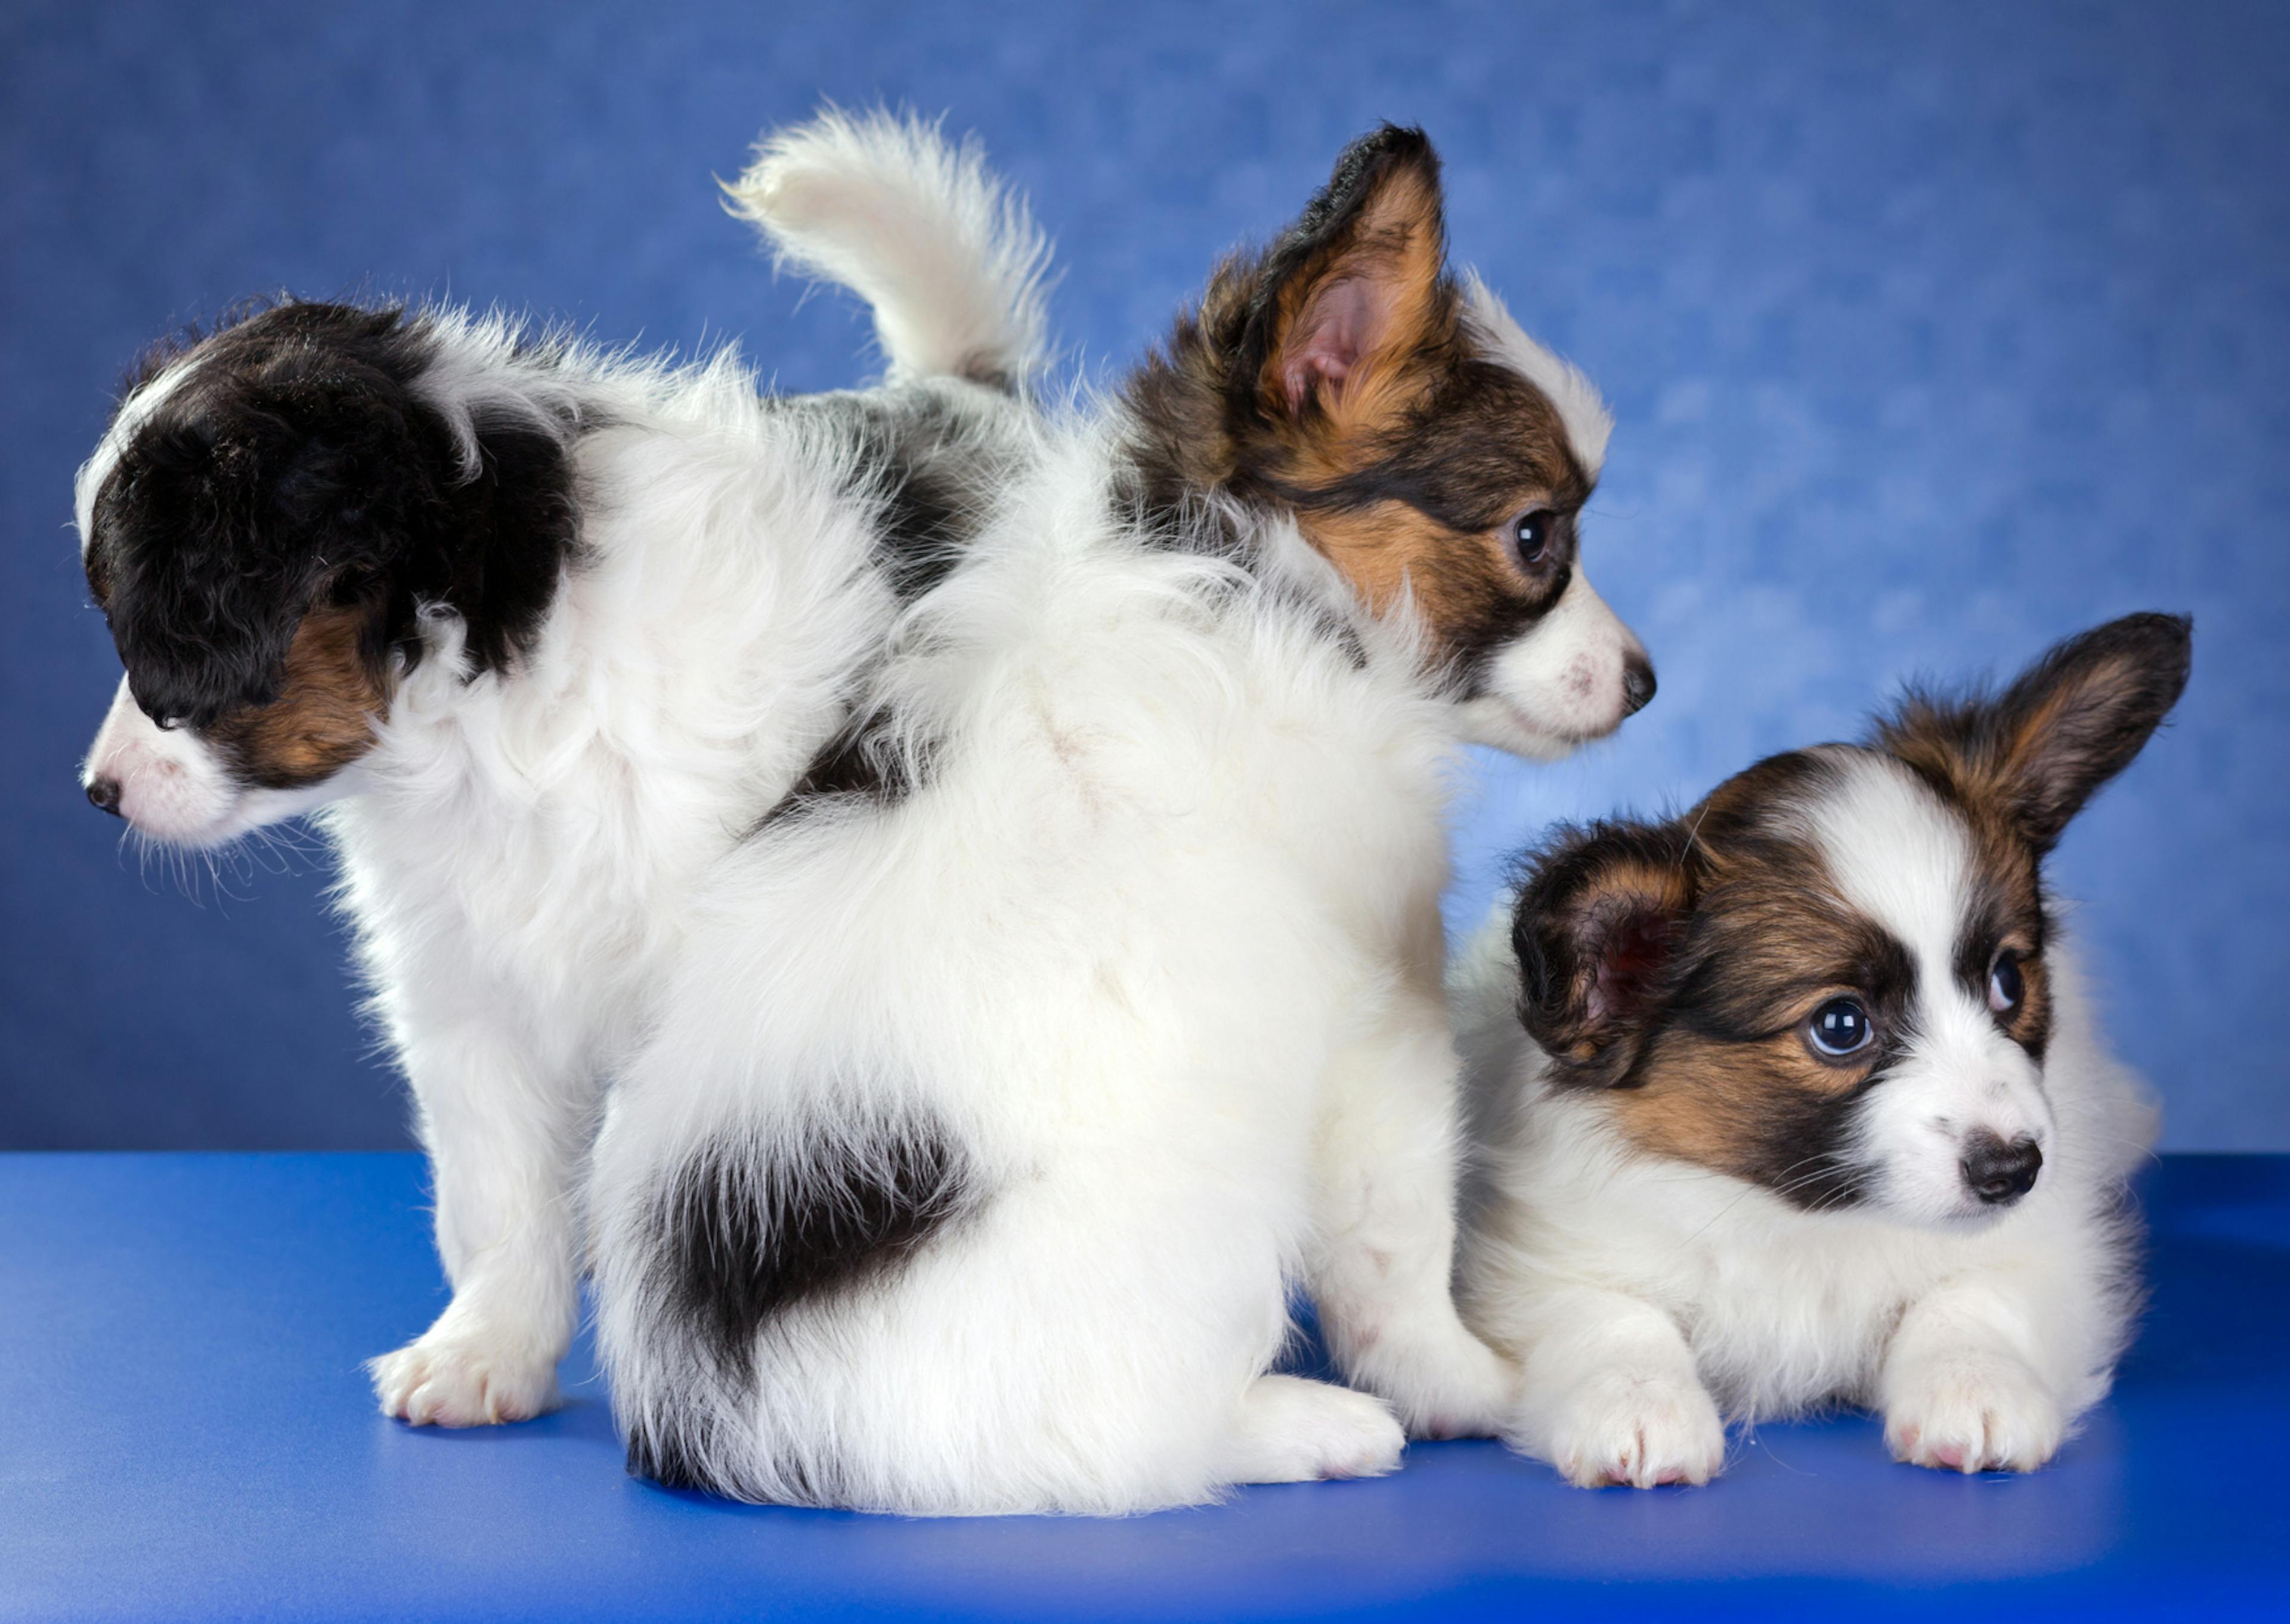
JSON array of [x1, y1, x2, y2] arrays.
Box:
[[1988, 951, 2025, 1015], [1511, 508, 1554, 566], [1807, 997, 1874, 1057]]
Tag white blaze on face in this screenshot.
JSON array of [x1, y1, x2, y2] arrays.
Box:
[[1458, 571, 1648, 760], [1808, 755, 2056, 1224], [82, 677, 345, 847], [75, 354, 200, 554], [1449, 275, 1644, 759], [1460, 274, 1612, 478]]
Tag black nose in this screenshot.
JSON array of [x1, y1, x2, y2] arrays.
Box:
[[1621, 651, 1657, 717], [86, 776, 123, 817], [1961, 1132, 2043, 1206]]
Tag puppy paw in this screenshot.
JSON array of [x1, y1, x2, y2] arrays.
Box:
[[1382, 1333, 1520, 1442], [370, 1331, 560, 1428], [1543, 1368, 1726, 1489], [1884, 1352, 2064, 1474], [1227, 1374, 1407, 1484]]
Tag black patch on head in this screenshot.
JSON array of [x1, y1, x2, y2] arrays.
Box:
[[1724, 1076, 1883, 1212], [1952, 872, 2053, 1062], [1671, 905, 1918, 1052], [85, 298, 581, 730]]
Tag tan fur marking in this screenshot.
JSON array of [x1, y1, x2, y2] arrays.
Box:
[[1302, 501, 1521, 626], [205, 605, 389, 789], [1608, 1027, 1867, 1185]]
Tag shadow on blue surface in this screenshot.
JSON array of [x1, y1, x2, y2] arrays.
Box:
[[2, 1153, 2285, 1619]]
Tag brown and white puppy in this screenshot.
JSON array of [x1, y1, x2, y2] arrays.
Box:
[[1124, 129, 1653, 753], [1453, 613, 2189, 1487]]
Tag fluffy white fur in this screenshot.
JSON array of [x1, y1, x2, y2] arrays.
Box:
[[79, 114, 1045, 1427], [724, 107, 1052, 388], [585, 318, 1648, 1513], [590, 427, 1526, 1513], [1452, 760, 2157, 1490]]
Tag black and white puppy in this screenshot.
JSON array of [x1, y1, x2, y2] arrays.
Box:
[[74, 111, 1051, 1426], [1454, 614, 2189, 1486], [589, 125, 1653, 1513]]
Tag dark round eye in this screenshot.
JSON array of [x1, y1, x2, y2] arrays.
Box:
[[1808, 997, 1874, 1058], [1512, 508, 1554, 566], [1989, 951, 2025, 1015]]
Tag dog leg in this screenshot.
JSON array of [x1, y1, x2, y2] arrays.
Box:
[[1307, 984, 1517, 1440], [1220, 1375, 1406, 1484], [1508, 1284, 1726, 1489], [1880, 1281, 2067, 1474], [369, 1018, 589, 1427]]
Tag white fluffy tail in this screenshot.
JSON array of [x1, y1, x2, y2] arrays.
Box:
[[727, 108, 1051, 390]]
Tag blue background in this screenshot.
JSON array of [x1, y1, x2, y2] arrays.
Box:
[[4, 1, 2284, 1151]]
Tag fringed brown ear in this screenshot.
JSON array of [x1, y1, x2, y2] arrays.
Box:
[[1511, 820, 1698, 1086], [1236, 125, 1452, 446], [1876, 613, 2192, 857]]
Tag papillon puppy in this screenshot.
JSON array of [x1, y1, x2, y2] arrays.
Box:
[[73, 110, 1051, 1427], [588, 125, 1654, 1514], [1453, 613, 2189, 1487]]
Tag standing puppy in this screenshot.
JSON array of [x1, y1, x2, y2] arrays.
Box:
[[590, 126, 1653, 1513], [72, 111, 1048, 1427], [1455, 615, 2189, 1487]]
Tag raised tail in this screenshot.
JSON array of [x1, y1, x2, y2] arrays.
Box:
[[726, 107, 1052, 392]]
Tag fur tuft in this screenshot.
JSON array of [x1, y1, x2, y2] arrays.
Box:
[[726, 107, 1053, 390]]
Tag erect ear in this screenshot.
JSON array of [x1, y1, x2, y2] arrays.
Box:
[[1875, 613, 2192, 857], [1239, 125, 1451, 434], [1510, 820, 1697, 1086]]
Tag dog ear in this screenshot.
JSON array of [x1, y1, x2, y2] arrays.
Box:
[[97, 359, 432, 729], [1875, 613, 2192, 856], [1511, 819, 1698, 1086], [1236, 125, 1451, 441]]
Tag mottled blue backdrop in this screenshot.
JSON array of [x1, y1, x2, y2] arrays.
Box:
[[4, 1, 2283, 1149]]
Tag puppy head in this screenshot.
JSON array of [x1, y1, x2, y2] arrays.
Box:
[[1125, 126, 1652, 758], [1511, 613, 2190, 1225], [76, 300, 575, 844]]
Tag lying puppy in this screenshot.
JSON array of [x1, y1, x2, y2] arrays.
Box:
[[1454, 613, 2189, 1486], [73, 111, 1049, 1427], [590, 125, 1654, 1514]]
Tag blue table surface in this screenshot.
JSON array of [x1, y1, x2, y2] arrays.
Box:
[[2, 1154, 2285, 1622]]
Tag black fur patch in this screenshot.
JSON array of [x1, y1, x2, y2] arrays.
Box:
[[653, 1115, 976, 1389], [748, 710, 933, 833], [85, 299, 581, 731], [1726, 1077, 1884, 1212], [784, 385, 1017, 603], [623, 1417, 714, 1492]]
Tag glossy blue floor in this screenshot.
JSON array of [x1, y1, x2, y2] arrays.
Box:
[[2, 1154, 2284, 1620]]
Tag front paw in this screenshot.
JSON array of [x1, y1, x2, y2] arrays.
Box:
[[369, 1329, 560, 1427], [1539, 1368, 1726, 1489], [1884, 1351, 2064, 1474]]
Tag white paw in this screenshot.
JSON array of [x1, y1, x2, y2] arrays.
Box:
[[1542, 1368, 1726, 1489], [1884, 1352, 2064, 1474], [369, 1331, 560, 1428], [1397, 1335, 1520, 1442], [1230, 1375, 1407, 1484]]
